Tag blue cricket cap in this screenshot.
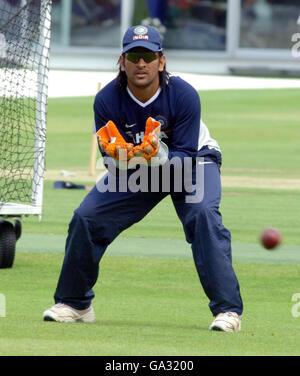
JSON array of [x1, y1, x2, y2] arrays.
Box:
[[122, 25, 163, 54]]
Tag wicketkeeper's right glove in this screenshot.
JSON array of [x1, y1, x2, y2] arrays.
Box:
[[96, 120, 134, 162]]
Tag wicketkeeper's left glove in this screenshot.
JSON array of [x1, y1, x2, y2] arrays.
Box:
[[132, 117, 161, 162]]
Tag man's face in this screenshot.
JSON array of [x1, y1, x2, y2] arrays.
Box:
[[119, 47, 166, 90]]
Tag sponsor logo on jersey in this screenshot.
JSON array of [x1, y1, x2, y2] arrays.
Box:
[[125, 130, 145, 144]]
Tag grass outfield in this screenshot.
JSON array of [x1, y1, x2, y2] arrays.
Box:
[[0, 88, 300, 356], [0, 254, 299, 356]]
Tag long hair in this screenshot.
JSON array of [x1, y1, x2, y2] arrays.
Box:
[[115, 53, 170, 91]]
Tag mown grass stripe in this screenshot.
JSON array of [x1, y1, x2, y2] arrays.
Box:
[[15, 233, 300, 265]]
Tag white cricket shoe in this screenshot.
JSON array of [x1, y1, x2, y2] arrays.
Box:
[[43, 303, 95, 323], [209, 312, 241, 332]]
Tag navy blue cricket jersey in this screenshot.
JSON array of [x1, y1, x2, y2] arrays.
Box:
[[93, 75, 220, 163]]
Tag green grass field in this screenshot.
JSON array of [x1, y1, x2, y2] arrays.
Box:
[[0, 88, 300, 356]]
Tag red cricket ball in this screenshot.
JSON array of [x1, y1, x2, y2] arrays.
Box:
[[260, 227, 282, 250]]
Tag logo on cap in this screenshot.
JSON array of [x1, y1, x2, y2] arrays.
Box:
[[134, 26, 148, 35]]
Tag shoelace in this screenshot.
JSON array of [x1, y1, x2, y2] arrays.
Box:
[[217, 312, 238, 318]]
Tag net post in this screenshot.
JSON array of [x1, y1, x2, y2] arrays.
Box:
[[32, 0, 52, 217]]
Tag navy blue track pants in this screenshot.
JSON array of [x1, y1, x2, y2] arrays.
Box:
[[54, 159, 243, 316]]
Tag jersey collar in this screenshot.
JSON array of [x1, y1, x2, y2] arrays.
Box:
[[126, 86, 161, 108]]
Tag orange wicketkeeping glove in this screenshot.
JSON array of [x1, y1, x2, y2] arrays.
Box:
[[96, 120, 134, 161], [132, 117, 161, 162]]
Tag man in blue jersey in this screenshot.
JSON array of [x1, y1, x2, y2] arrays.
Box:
[[43, 25, 243, 332]]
